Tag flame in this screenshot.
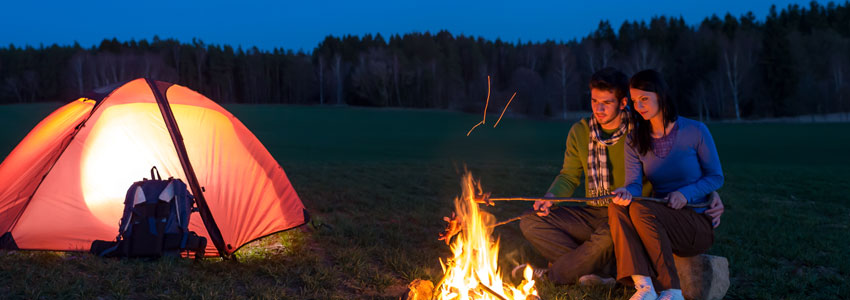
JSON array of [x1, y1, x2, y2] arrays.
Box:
[[437, 172, 538, 300]]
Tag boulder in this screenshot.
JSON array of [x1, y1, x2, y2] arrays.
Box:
[[674, 254, 730, 300]]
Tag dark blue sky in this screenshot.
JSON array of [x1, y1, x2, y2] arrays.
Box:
[[0, 0, 830, 52]]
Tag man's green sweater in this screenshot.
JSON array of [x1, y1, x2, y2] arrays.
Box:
[[547, 118, 651, 199]]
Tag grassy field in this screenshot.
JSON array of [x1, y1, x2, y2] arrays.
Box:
[[0, 103, 848, 299]]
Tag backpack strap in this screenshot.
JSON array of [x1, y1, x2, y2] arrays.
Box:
[[151, 166, 161, 181], [97, 242, 121, 257], [98, 182, 143, 257]]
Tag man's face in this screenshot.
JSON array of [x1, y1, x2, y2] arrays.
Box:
[[590, 89, 625, 127]]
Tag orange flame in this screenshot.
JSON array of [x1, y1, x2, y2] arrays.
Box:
[[437, 172, 538, 300]]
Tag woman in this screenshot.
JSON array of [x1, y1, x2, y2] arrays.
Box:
[[609, 70, 723, 300]]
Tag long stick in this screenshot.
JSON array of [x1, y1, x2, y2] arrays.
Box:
[[482, 195, 710, 208], [485, 196, 709, 229]]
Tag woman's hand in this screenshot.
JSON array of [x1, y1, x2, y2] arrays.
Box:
[[534, 193, 556, 216], [611, 187, 632, 206], [704, 191, 724, 228], [666, 191, 687, 210]]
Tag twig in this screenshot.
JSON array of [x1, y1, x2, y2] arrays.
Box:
[[466, 75, 492, 136], [443, 196, 708, 242], [466, 120, 484, 136], [493, 92, 516, 128], [479, 195, 711, 208], [431, 262, 450, 300], [481, 196, 711, 230], [474, 272, 509, 300], [489, 215, 525, 228], [483, 75, 490, 124]]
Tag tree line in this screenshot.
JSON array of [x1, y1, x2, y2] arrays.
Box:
[[1, 1, 849, 120]]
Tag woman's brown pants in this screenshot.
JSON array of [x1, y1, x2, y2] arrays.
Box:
[[608, 201, 714, 290]]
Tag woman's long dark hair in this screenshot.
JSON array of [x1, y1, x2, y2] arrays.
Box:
[[629, 69, 678, 156]]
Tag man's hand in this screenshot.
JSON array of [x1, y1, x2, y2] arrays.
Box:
[[666, 191, 687, 210], [534, 193, 556, 216], [611, 187, 632, 206], [704, 191, 724, 228]]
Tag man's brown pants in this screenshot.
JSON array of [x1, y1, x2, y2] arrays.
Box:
[[608, 201, 713, 290]]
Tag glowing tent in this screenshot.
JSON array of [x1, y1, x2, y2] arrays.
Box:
[[0, 78, 307, 257]]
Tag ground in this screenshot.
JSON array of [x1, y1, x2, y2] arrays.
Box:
[[0, 103, 847, 299]]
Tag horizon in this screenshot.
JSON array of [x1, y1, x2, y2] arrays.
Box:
[[1, 0, 835, 52]]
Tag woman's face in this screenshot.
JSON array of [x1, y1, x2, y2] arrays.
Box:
[[630, 88, 660, 121]]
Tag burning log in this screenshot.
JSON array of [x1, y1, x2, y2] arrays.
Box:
[[403, 279, 435, 300]]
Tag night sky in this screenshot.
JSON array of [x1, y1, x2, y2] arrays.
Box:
[[0, 0, 831, 51]]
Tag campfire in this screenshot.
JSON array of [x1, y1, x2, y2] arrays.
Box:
[[426, 172, 539, 300]]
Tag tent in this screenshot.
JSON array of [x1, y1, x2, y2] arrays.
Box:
[[0, 78, 307, 257]]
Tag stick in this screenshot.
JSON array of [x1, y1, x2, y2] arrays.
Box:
[[432, 259, 453, 300], [489, 215, 525, 228], [493, 92, 516, 128], [484, 196, 710, 229], [467, 76, 493, 137], [466, 120, 484, 136], [479, 195, 711, 208], [483, 75, 490, 124], [474, 272, 509, 300]]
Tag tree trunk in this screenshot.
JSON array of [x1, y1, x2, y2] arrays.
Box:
[[196, 48, 207, 92], [560, 53, 568, 119], [172, 46, 181, 77], [318, 55, 325, 105], [72, 54, 85, 94], [724, 51, 741, 120], [393, 53, 401, 107], [833, 63, 843, 112], [334, 54, 343, 105]]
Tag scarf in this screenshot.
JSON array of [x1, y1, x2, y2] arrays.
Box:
[[586, 110, 631, 205]]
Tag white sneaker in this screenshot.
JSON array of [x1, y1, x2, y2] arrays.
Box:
[[658, 289, 684, 300], [578, 274, 616, 287], [630, 286, 658, 300]]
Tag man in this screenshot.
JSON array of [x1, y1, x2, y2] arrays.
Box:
[[517, 67, 724, 285]]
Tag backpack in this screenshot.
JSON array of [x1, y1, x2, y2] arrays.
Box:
[[91, 166, 207, 259]]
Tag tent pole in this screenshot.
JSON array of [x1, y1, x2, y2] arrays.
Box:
[[146, 78, 232, 259]]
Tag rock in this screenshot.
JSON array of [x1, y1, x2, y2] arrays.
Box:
[[404, 279, 434, 300], [674, 254, 730, 300]]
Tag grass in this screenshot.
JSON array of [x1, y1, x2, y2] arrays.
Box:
[[0, 103, 848, 299]]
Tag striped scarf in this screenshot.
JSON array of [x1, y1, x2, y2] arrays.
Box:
[[586, 111, 631, 205]]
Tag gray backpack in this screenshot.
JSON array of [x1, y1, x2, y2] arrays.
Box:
[[90, 167, 206, 259]]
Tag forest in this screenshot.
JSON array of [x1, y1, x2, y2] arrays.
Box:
[[1, 1, 849, 120]]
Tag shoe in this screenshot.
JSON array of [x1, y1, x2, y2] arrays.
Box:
[[629, 285, 658, 300], [578, 274, 616, 287], [511, 263, 547, 281], [657, 289, 684, 300]]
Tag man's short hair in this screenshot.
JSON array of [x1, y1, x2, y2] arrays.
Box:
[[589, 67, 629, 102]]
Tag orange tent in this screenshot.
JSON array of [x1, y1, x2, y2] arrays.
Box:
[[0, 78, 307, 257]]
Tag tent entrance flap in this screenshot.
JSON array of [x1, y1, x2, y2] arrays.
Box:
[[146, 78, 229, 258], [0, 232, 18, 250]]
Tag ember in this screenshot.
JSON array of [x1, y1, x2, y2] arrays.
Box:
[[434, 172, 539, 300]]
